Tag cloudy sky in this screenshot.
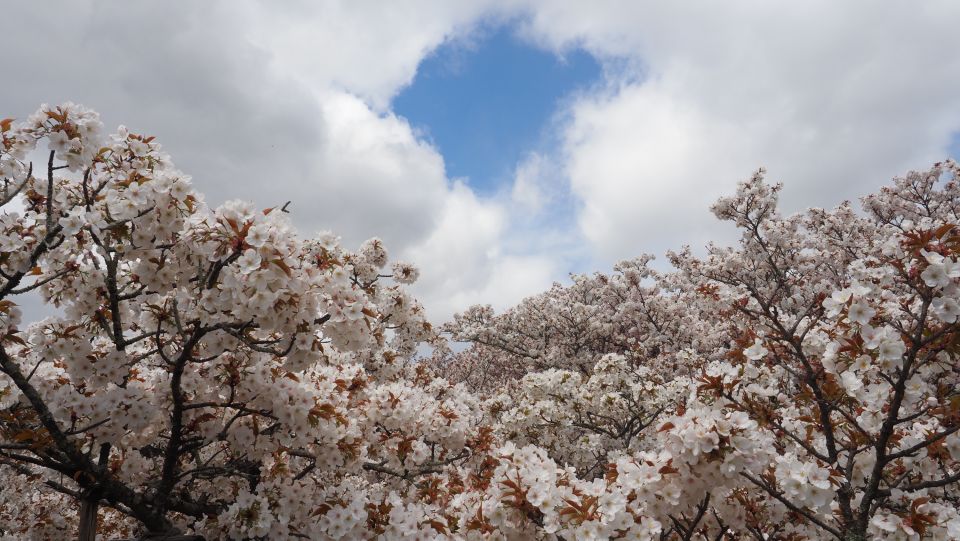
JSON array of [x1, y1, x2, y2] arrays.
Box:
[[5, 1, 960, 322]]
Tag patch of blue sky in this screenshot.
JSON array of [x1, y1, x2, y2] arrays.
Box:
[[392, 23, 601, 195], [950, 132, 960, 161]]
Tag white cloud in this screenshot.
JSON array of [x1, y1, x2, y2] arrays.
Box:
[[4, 0, 960, 325], [510, 153, 548, 213], [519, 0, 960, 263], [403, 182, 557, 321], [308, 91, 448, 250], [1, 0, 563, 325], [563, 82, 745, 260], [238, 0, 505, 108]]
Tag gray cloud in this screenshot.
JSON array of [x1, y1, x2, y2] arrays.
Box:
[[2, 0, 559, 323], [4, 1, 960, 323]]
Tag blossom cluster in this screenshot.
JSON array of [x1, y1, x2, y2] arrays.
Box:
[[2, 105, 960, 540]]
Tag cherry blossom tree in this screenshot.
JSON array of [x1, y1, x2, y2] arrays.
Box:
[[2, 103, 959, 540], [437, 254, 720, 390], [441, 164, 960, 539], [0, 104, 482, 539]]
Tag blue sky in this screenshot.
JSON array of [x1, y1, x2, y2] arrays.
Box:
[[393, 25, 600, 193]]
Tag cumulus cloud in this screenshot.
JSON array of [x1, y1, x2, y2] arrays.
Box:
[[510, 153, 549, 213], [518, 0, 960, 263], [4, 0, 960, 325], [404, 182, 557, 319], [562, 82, 745, 259], [309, 91, 448, 249], [237, 0, 503, 108], [1, 0, 558, 324]]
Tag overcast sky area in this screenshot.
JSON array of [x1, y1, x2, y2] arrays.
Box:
[[4, 1, 960, 323]]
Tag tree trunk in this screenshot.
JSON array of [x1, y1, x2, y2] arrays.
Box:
[[77, 495, 98, 541], [78, 443, 111, 541]]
